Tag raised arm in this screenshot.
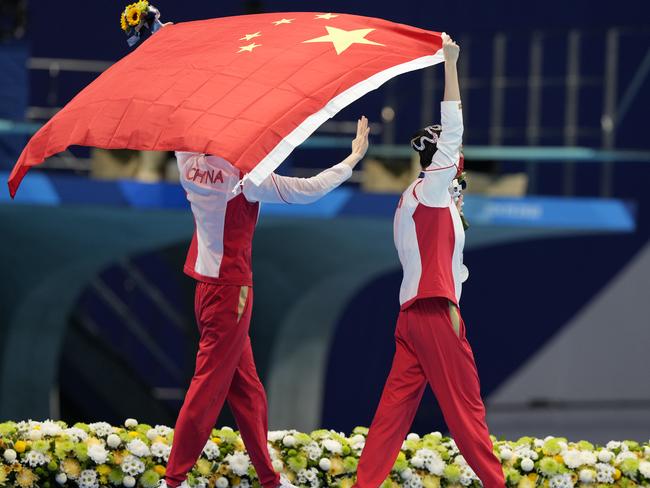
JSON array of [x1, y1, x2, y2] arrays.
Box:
[[419, 33, 464, 207], [243, 116, 370, 204]]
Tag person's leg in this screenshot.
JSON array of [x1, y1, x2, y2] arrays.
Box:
[[409, 298, 505, 488], [227, 334, 281, 488], [165, 283, 250, 488], [353, 311, 427, 488]]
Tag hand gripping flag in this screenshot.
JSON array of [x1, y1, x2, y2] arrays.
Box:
[[8, 12, 444, 197]]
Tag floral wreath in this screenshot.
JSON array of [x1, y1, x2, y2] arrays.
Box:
[[120, 1, 163, 47]]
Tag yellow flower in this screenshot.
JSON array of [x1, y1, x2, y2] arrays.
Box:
[[16, 468, 38, 488], [154, 436, 167, 444], [614, 469, 622, 480], [112, 450, 126, 465], [128, 432, 140, 438], [14, 440, 27, 453], [61, 458, 81, 479], [87, 438, 102, 447], [554, 455, 564, 465], [212, 437, 222, 445], [196, 459, 211, 476], [120, 13, 128, 31], [338, 477, 355, 488], [330, 457, 345, 476], [97, 465, 112, 476], [422, 475, 441, 488], [154, 465, 166, 476], [135, 0, 149, 12], [0, 467, 7, 486], [125, 6, 141, 27]]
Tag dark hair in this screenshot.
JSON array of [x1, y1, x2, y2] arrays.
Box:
[[410, 125, 442, 169]]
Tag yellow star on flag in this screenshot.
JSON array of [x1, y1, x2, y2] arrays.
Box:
[[238, 42, 261, 53], [303, 26, 384, 55], [272, 18, 294, 26], [240, 32, 261, 41], [315, 13, 339, 20]]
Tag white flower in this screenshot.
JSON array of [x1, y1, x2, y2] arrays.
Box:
[[146, 429, 158, 441], [222, 426, 234, 432], [562, 449, 583, 469], [151, 442, 171, 462], [500, 448, 513, 461], [322, 439, 343, 455], [78, 469, 99, 488], [411, 456, 425, 469], [305, 441, 323, 461], [580, 451, 597, 466], [123, 475, 136, 487], [216, 477, 229, 488], [226, 452, 251, 476], [598, 450, 614, 463], [596, 462, 616, 483], [196, 477, 210, 488], [639, 461, 650, 478], [55, 472, 67, 484], [606, 441, 621, 451], [89, 422, 113, 437], [203, 440, 221, 460], [272, 459, 284, 472], [24, 450, 49, 467], [268, 431, 288, 442], [88, 443, 109, 464], [107, 434, 122, 448], [460, 465, 478, 486], [621, 443, 630, 452], [319, 458, 332, 471], [407, 433, 421, 441], [350, 434, 365, 445], [64, 427, 88, 442], [127, 438, 151, 457], [41, 420, 63, 437], [616, 451, 637, 463], [534, 439, 545, 448], [121, 454, 146, 476], [403, 473, 423, 488], [521, 458, 534, 472], [3, 449, 17, 463], [430, 431, 442, 439], [644, 446, 650, 458], [154, 425, 173, 437], [579, 469, 596, 483], [282, 435, 296, 447], [124, 419, 138, 428], [401, 468, 413, 480], [28, 429, 42, 440], [297, 468, 320, 488], [412, 449, 445, 476], [549, 473, 574, 488]]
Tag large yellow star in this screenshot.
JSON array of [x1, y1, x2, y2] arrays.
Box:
[[240, 32, 261, 41], [315, 13, 339, 20], [238, 42, 261, 53], [272, 18, 294, 26], [303, 26, 384, 55]]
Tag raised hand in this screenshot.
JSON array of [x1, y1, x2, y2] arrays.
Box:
[[351, 116, 370, 161], [441, 32, 460, 64]]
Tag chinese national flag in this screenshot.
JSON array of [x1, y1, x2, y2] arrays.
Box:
[[8, 12, 443, 196]]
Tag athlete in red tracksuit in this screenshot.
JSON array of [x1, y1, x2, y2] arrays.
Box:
[[353, 34, 505, 488], [163, 118, 370, 488]]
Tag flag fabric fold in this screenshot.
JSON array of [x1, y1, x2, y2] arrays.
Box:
[[8, 12, 443, 196]]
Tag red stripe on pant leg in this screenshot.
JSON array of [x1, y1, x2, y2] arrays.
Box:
[[227, 294, 280, 488], [165, 284, 249, 487], [408, 298, 505, 488], [353, 313, 427, 488]]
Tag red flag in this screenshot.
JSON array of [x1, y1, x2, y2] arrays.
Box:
[[8, 12, 443, 196]]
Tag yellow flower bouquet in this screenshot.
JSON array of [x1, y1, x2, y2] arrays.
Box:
[[120, 1, 163, 47]]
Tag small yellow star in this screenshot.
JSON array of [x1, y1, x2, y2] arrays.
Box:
[[315, 13, 339, 20], [238, 42, 261, 53], [272, 18, 294, 26], [239, 32, 261, 41], [304, 26, 384, 55]]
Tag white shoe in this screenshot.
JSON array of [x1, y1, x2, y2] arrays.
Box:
[[278, 479, 299, 488]]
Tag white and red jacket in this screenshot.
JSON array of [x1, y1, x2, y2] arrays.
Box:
[[394, 101, 467, 310], [176, 152, 352, 285]]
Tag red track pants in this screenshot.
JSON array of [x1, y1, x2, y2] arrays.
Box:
[[165, 283, 280, 488], [354, 297, 505, 488]]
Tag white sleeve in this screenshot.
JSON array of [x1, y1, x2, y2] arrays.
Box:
[[242, 163, 352, 204], [418, 101, 464, 207]]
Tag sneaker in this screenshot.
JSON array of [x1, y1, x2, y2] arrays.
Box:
[[278, 480, 299, 488]]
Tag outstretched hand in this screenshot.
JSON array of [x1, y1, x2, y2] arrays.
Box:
[[351, 116, 370, 161]]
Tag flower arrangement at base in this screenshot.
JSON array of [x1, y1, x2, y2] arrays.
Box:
[[1, 420, 650, 488]]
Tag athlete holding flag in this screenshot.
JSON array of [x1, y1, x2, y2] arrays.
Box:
[[352, 33, 505, 488]]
